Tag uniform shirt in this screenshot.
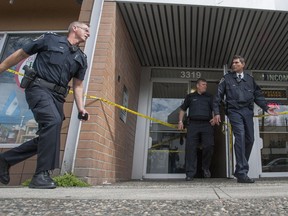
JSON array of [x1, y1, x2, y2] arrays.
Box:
[[180, 91, 213, 121], [213, 71, 268, 115], [22, 32, 87, 87]]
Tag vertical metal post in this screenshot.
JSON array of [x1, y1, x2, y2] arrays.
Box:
[[61, 0, 104, 174], [223, 64, 234, 178]]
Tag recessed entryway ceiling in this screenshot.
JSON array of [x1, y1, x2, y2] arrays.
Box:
[[118, 2, 288, 71]]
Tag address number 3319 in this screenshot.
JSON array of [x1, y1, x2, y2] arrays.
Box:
[[180, 71, 202, 79]]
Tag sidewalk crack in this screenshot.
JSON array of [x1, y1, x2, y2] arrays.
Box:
[[213, 187, 232, 199]]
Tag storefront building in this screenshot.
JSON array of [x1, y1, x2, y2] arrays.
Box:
[[0, 0, 288, 185]]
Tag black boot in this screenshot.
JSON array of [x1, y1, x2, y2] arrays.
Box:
[[0, 154, 10, 185], [203, 169, 211, 178], [237, 176, 255, 183], [29, 171, 57, 189]]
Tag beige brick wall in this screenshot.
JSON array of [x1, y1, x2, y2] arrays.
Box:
[[74, 1, 141, 185]]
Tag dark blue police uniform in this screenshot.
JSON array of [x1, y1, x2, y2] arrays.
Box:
[[2, 32, 87, 173], [180, 91, 214, 178], [213, 71, 268, 179]]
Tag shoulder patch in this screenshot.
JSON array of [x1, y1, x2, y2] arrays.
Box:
[[33, 32, 60, 41], [46, 31, 58, 35], [219, 77, 225, 84], [33, 34, 45, 41], [45, 32, 61, 37]]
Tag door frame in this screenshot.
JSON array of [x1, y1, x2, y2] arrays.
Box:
[[132, 67, 230, 179], [143, 78, 190, 179]]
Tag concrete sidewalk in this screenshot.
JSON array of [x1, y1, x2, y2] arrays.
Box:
[[1, 178, 288, 215], [1, 178, 288, 200]]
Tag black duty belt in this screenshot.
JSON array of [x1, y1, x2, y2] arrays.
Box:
[[33, 77, 70, 97], [189, 119, 210, 122]]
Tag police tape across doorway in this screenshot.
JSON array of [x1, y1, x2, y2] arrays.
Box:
[[7, 68, 178, 129], [7, 68, 288, 130]]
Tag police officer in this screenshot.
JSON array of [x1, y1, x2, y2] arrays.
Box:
[[178, 78, 215, 181], [0, 21, 90, 189], [213, 55, 277, 183]]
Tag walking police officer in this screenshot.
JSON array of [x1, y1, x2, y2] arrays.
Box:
[[178, 78, 215, 181], [0, 21, 90, 189], [213, 55, 277, 183]]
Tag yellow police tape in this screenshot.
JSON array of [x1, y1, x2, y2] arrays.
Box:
[[87, 95, 178, 129], [254, 111, 288, 118], [6, 68, 288, 130], [6, 68, 178, 129], [8, 68, 288, 156], [7, 68, 24, 76]]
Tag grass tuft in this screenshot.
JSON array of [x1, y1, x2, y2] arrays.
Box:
[[22, 173, 91, 187]]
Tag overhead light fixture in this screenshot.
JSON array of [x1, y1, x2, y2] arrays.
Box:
[[9, 0, 14, 4]]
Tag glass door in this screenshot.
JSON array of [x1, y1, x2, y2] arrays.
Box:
[[146, 82, 188, 175], [257, 89, 288, 177]]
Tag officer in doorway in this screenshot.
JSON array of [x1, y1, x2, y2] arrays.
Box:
[[213, 55, 277, 183], [0, 21, 90, 189], [178, 78, 215, 181]]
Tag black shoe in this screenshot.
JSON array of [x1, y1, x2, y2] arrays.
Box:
[[29, 171, 57, 189], [203, 169, 211, 178], [0, 154, 10, 185], [185, 176, 193, 181], [237, 177, 255, 183]]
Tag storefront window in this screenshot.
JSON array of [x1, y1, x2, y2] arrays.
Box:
[[258, 102, 288, 172], [0, 34, 40, 144]]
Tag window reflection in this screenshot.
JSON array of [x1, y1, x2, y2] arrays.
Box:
[[0, 34, 40, 144], [147, 83, 188, 174], [259, 103, 288, 172]]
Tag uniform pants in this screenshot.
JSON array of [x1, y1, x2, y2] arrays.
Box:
[[185, 121, 214, 177], [227, 107, 254, 179], [3, 86, 64, 173]]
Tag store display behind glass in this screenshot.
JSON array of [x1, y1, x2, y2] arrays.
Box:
[[0, 34, 40, 144]]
